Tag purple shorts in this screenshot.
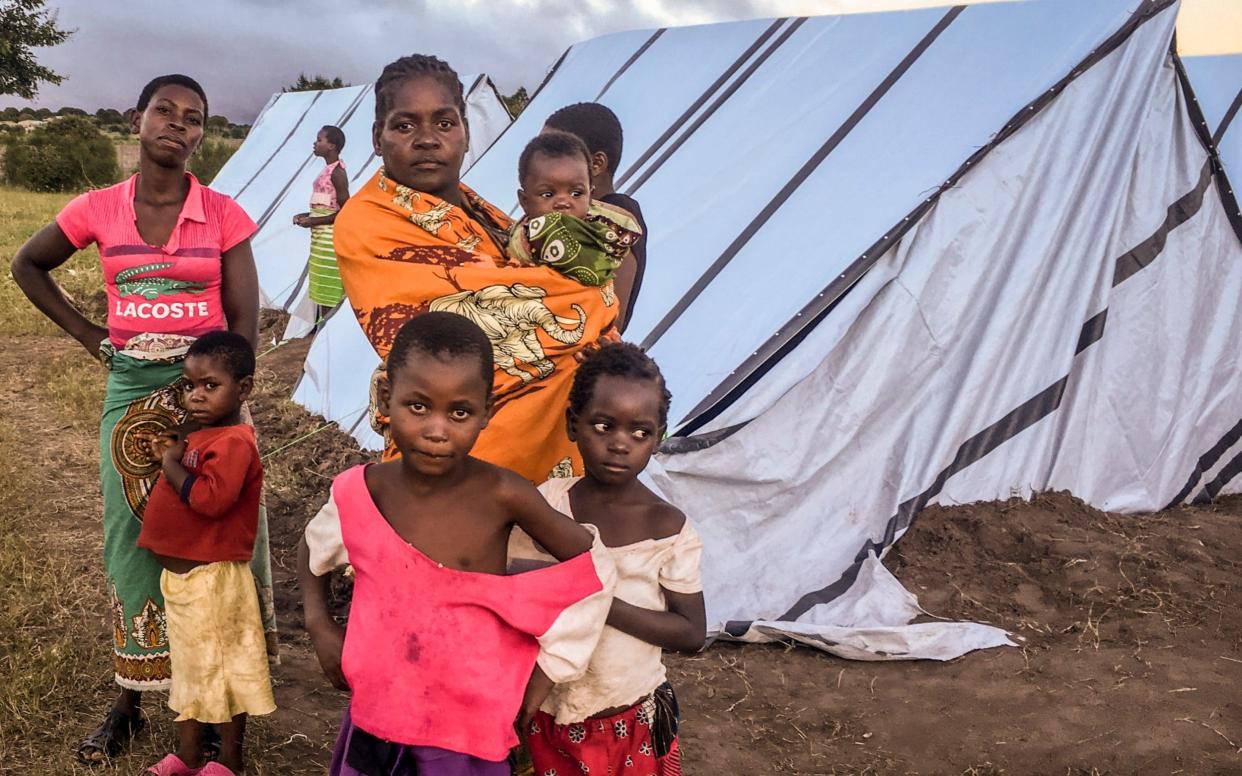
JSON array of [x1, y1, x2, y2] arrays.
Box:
[[329, 706, 510, 776]]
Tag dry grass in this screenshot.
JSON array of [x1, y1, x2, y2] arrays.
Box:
[[0, 364, 115, 772], [0, 187, 106, 337], [0, 336, 334, 774]]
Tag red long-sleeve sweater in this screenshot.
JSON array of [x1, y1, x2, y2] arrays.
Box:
[[138, 425, 263, 563]]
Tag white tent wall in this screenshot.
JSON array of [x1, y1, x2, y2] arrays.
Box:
[[285, 0, 1242, 658], [291, 306, 386, 452], [300, 2, 1157, 456], [649, 2, 1242, 658], [465, 2, 1159, 430], [278, 77, 515, 341]]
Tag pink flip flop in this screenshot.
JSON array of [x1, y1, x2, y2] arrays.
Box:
[[197, 763, 238, 776], [146, 753, 199, 775]]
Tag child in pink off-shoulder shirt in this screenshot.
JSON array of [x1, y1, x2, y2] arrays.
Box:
[[298, 312, 616, 776]]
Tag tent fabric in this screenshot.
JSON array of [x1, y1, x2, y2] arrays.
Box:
[[292, 1, 1242, 660], [647, 2, 1242, 655], [1181, 53, 1242, 238], [208, 77, 513, 324]]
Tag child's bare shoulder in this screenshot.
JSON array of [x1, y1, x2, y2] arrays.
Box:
[[464, 457, 539, 505], [640, 490, 686, 540]]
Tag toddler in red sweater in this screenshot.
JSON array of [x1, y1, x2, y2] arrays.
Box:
[[137, 331, 273, 776]]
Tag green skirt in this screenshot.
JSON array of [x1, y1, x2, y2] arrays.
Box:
[[307, 206, 344, 306], [101, 352, 277, 690]]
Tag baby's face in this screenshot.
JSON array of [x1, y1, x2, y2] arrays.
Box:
[[519, 152, 591, 219]]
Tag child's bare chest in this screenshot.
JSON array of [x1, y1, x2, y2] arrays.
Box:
[[379, 494, 509, 574], [570, 491, 661, 547]]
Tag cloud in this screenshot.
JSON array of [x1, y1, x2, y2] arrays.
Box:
[[1, 0, 803, 121]]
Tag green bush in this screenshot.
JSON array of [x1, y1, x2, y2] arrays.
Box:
[[188, 138, 236, 185], [3, 116, 119, 192]]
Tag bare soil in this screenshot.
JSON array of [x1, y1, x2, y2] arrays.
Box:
[[1, 324, 1238, 775]]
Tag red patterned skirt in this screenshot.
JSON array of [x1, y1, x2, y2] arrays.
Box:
[[526, 682, 681, 776]]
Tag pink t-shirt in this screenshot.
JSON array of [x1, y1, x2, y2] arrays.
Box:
[[56, 173, 257, 348], [330, 465, 607, 761]]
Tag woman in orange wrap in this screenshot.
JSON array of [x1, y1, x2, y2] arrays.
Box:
[[334, 55, 619, 483]]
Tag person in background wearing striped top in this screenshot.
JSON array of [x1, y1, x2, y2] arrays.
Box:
[[293, 124, 350, 330]]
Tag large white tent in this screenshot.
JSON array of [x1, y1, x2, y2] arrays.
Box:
[[209, 76, 513, 338], [293, 0, 1242, 659]]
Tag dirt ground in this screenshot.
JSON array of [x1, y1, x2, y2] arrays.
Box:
[[0, 325, 1238, 775]]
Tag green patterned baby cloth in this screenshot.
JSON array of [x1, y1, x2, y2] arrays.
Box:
[[507, 199, 643, 286]]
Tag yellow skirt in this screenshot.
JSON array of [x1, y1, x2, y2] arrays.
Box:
[[161, 561, 276, 723]]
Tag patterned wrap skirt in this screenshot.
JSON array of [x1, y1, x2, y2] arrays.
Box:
[[527, 682, 682, 776], [100, 339, 277, 689]]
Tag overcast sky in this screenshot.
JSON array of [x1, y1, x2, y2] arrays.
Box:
[[5, 0, 1234, 123], [0, 0, 843, 122]]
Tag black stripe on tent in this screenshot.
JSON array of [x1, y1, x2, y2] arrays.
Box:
[[638, 7, 964, 353], [465, 49, 571, 175], [1075, 309, 1108, 354], [347, 411, 370, 436], [622, 18, 809, 196], [614, 18, 792, 191], [236, 91, 323, 200], [1171, 46, 1242, 243], [1113, 161, 1213, 285], [1193, 446, 1242, 504], [780, 374, 1072, 621], [351, 153, 377, 184], [596, 29, 666, 101], [1166, 417, 1242, 507], [334, 84, 373, 130], [662, 291, 1113, 464], [773, 157, 1212, 624], [281, 265, 310, 309], [675, 0, 1180, 437], [1212, 86, 1242, 146]]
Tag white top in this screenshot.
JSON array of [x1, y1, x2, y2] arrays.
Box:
[[509, 477, 703, 724]]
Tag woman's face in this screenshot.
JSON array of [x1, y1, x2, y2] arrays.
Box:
[[373, 76, 468, 203], [132, 84, 205, 168]]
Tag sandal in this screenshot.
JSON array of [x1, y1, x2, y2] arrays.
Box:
[[146, 753, 199, 776], [75, 709, 146, 765], [202, 724, 221, 761], [198, 762, 238, 775]]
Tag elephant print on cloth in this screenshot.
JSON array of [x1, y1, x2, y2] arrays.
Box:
[[430, 283, 587, 384]]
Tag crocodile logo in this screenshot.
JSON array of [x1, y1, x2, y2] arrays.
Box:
[[115, 262, 206, 300]]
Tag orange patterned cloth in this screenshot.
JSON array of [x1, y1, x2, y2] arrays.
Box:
[[334, 169, 620, 482]]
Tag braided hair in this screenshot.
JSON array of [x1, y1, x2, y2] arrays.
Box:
[[569, 343, 672, 430], [374, 54, 468, 132]]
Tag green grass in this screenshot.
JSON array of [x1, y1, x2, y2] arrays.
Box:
[[0, 187, 106, 337]]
